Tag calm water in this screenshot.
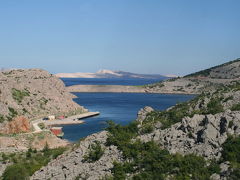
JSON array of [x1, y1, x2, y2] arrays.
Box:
[[62, 92, 194, 142], [61, 78, 166, 86]]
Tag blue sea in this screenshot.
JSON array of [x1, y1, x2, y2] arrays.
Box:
[[61, 78, 194, 142]]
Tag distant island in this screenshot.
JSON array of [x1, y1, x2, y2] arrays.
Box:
[[55, 69, 177, 79]]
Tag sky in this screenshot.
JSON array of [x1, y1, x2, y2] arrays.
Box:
[[0, 0, 240, 76]]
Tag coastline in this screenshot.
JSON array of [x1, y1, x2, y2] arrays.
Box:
[[66, 84, 198, 95], [31, 112, 100, 132]]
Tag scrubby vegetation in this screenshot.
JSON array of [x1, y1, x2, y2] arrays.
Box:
[[7, 107, 18, 121], [231, 103, 240, 111], [12, 88, 30, 103], [106, 121, 220, 179], [38, 122, 45, 130], [1, 145, 67, 180], [221, 136, 240, 179], [83, 141, 104, 163], [205, 97, 224, 114], [106, 121, 138, 153], [0, 114, 5, 123]]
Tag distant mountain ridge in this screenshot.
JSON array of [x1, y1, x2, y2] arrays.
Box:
[[56, 69, 174, 79]]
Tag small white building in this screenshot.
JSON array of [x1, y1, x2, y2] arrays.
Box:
[[48, 115, 55, 121]]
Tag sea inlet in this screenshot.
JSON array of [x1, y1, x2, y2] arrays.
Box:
[[61, 78, 194, 142]]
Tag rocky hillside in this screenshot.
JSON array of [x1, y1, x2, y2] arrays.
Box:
[[186, 58, 240, 79], [30, 81, 240, 180], [0, 69, 86, 125], [145, 58, 240, 94]]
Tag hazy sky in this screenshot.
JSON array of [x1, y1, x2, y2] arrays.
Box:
[[0, 0, 240, 75]]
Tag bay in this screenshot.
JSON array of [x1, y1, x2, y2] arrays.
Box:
[[62, 92, 194, 142]]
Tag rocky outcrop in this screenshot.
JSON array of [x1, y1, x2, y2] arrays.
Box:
[[136, 106, 154, 126], [31, 131, 122, 180], [0, 116, 30, 134], [0, 69, 86, 124], [139, 110, 240, 160]]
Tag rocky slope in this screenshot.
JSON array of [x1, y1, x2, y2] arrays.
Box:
[[0, 68, 87, 155], [0, 69, 86, 125], [31, 131, 122, 180], [145, 58, 240, 94], [186, 58, 240, 79]]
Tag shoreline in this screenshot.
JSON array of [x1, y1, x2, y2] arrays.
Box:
[[67, 85, 198, 95], [31, 112, 100, 132]]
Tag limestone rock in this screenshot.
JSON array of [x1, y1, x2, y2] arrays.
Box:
[[137, 106, 154, 126], [140, 111, 240, 160], [31, 131, 122, 180]]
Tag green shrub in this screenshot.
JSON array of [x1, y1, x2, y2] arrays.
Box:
[[3, 163, 28, 180], [0, 114, 5, 123], [140, 123, 154, 134], [228, 120, 234, 129], [12, 88, 30, 103], [7, 107, 18, 121], [83, 141, 104, 162], [221, 136, 240, 179], [204, 98, 224, 115], [231, 103, 240, 111], [38, 123, 45, 130], [2, 147, 67, 179], [221, 136, 240, 163], [106, 121, 138, 154]]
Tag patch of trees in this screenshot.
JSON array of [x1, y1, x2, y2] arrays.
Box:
[[1, 145, 67, 180]]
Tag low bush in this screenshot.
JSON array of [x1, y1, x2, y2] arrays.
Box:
[[2, 146, 67, 180], [221, 136, 240, 179], [83, 141, 104, 163], [204, 98, 224, 115], [231, 103, 240, 111], [38, 123, 45, 130], [11, 88, 30, 103]]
